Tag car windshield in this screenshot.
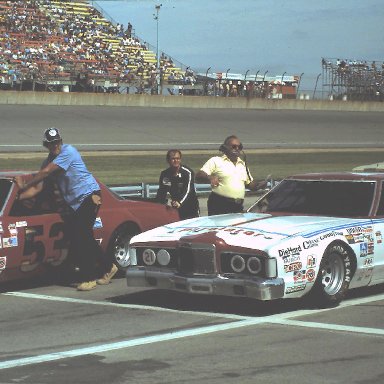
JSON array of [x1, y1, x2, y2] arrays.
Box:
[[249, 179, 375, 217], [0, 179, 13, 212]]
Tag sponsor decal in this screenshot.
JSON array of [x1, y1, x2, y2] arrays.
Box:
[[345, 234, 355, 244], [307, 255, 316, 268], [306, 268, 316, 282], [282, 254, 300, 264], [285, 284, 306, 294], [346, 226, 364, 235], [293, 270, 306, 283], [303, 238, 319, 249], [279, 245, 302, 257], [360, 243, 368, 257], [16, 221, 27, 228], [175, 226, 274, 239], [356, 268, 373, 281], [8, 224, 17, 236], [284, 261, 302, 273], [93, 217, 103, 229], [376, 231, 382, 244], [0, 256, 6, 274], [3, 236, 18, 248], [364, 257, 373, 267], [319, 231, 343, 240]]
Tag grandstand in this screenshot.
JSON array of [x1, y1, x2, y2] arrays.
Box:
[[322, 57, 384, 101], [0, 0, 186, 93]]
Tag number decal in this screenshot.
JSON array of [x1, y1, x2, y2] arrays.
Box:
[[21, 222, 70, 272], [21, 225, 45, 272], [47, 222, 70, 266]]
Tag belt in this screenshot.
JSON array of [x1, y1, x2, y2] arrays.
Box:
[[212, 192, 244, 205]]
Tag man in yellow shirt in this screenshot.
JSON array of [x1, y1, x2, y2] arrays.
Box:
[[196, 135, 268, 215]]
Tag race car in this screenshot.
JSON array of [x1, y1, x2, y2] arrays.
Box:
[[126, 171, 384, 307], [0, 171, 179, 284]]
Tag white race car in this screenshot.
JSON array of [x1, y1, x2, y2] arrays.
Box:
[[126, 172, 384, 307]]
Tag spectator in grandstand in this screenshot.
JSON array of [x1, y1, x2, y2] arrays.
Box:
[[15, 127, 118, 291], [196, 135, 270, 215], [156, 149, 199, 220]]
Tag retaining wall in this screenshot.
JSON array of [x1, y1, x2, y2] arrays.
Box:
[[0, 91, 383, 112]]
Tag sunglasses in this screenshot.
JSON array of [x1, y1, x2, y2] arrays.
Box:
[[231, 144, 242, 149]]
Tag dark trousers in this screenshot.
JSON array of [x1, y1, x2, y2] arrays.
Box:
[[67, 193, 112, 281], [207, 192, 244, 216]]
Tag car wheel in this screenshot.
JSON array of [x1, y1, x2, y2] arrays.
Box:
[[108, 223, 140, 270], [311, 243, 352, 307]]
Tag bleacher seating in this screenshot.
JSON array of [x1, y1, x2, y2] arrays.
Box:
[[0, 0, 191, 92]]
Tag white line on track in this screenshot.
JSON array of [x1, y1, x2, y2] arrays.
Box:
[[1, 291, 384, 370]]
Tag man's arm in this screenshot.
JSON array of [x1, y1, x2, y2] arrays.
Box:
[[16, 162, 61, 197], [195, 170, 220, 187], [246, 174, 272, 191]]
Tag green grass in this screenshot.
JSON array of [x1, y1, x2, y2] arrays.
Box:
[[1, 150, 383, 185]]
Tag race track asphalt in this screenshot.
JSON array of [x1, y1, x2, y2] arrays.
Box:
[[0, 104, 383, 152]]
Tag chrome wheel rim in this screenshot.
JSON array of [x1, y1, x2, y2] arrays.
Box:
[[114, 234, 131, 268], [321, 253, 345, 296]]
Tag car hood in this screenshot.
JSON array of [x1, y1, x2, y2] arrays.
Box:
[[130, 212, 368, 251]]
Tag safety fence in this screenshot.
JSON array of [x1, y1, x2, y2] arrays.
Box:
[[110, 181, 277, 199], [110, 183, 211, 199]]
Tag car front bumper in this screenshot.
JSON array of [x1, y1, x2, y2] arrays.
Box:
[[126, 267, 285, 301]]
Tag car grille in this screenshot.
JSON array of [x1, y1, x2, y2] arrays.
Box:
[[178, 243, 216, 275]]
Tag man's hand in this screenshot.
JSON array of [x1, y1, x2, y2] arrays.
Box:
[[209, 175, 220, 188], [171, 200, 181, 209], [13, 176, 24, 190]]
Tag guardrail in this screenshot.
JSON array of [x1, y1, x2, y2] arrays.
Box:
[[110, 181, 277, 199], [110, 183, 212, 199]]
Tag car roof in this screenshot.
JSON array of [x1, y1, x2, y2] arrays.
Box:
[[0, 170, 33, 178], [286, 172, 384, 182]]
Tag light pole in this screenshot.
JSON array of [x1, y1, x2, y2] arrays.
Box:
[[279, 71, 286, 98], [225, 68, 230, 80], [205, 66, 211, 95], [153, 4, 162, 94]]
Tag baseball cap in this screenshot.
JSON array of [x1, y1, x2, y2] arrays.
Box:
[[43, 127, 62, 143]]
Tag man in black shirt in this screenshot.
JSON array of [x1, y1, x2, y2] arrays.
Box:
[[156, 149, 199, 220]]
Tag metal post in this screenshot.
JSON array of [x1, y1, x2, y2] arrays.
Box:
[[153, 4, 162, 94], [313, 73, 321, 100], [296, 72, 304, 94], [262, 70, 268, 98], [280, 71, 286, 98], [205, 66, 211, 95]]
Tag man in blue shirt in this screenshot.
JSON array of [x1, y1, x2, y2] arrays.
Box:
[[16, 128, 117, 291]]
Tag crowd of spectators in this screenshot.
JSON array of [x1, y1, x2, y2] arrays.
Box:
[[322, 57, 384, 100], [0, 0, 187, 92]]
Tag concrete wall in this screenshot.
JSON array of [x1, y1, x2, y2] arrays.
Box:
[[0, 91, 383, 112]]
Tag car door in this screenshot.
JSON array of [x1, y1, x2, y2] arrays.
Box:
[[5, 186, 70, 278]]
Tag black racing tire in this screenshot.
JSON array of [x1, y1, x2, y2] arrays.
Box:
[[310, 243, 353, 307], [107, 223, 140, 271]]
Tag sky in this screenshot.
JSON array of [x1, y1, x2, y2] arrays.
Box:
[[96, 0, 384, 91]]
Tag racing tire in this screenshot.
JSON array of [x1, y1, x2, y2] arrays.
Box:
[[310, 243, 352, 308], [107, 223, 140, 271]]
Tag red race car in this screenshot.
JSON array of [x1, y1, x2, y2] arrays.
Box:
[[0, 171, 179, 284]]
